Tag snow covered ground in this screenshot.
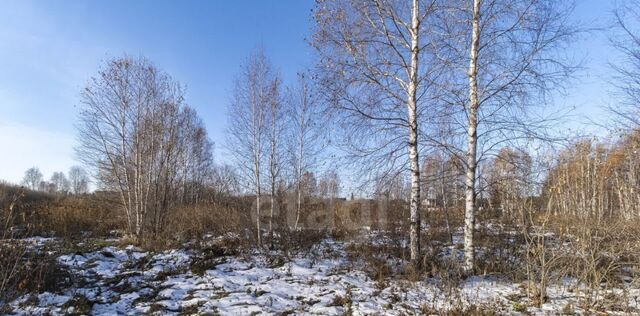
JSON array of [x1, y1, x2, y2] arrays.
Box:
[[5, 234, 640, 315]]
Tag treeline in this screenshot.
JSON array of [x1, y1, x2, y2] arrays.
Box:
[[544, 132, 640, 220], [417, 131, 640, 224], [19, 166, 89, 195]]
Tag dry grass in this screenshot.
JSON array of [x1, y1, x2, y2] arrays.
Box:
[[1, 183, 122, 240], [3, 180, 640, 314], [0, 242, 71, 312]]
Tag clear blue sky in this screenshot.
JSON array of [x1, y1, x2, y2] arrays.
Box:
[[0, 0, 620, 184]]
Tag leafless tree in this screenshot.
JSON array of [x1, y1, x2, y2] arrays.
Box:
[[210, 163, 240, 197], [174, 106, 214, 207], [436, 0, 579, 274], [374, 173, 410, 202], [462, 0, 482, 276], [68, 166, 90, 194], [286, 73, 326, 230], [487, 147, 533, 220], [300, 171, 318, 200], [610, 0, 640, 129], [227, 48, 280, 246], [319, 170, 341, 200], [422, 151, 462, 244], [147, 104, 213, 235], [266, 73, 284, 237], [50, 171, 70, 194], [314, 0, 440, 266], [77, 56, 212, 241], [21, 167, 42, 191]]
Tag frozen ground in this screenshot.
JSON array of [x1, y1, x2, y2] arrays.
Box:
[[5, 234, 640, 315]]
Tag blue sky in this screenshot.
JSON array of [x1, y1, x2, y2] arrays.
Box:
[[0, 0, 621, 184], [0, 0, 315, 184]]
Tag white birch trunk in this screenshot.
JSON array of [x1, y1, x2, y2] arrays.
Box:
[[463, 0, 481, 275], [294, 97, 306, 230], [295, 179, 302, 230], [256, 170, 262, 247], [269, 147, 276, 238], [408, 0, 421, 266]]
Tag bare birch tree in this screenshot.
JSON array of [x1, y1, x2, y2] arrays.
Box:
[[227, 49, 279, 246], [210, 163, 240, 197], [314, 0, 439, 266], [436, 0, 579, 274], [462, 0, 482, 276], [50, 172, 70, 194], [77, 56, 212, 241], [287, 73, 325, 230], [487, 147, 533, 220], [21, 167, 42, 191], [68, 166, 90, 194], [319, 170, 341, 200], [266, 75, 284, 237]]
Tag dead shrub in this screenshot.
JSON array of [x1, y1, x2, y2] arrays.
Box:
[[272, 228, 328, 255], [190, 244, 238, 276], [473, 224, 524, 279], [163, 198, 252, 243], [561, 218, 640, 310], [61, 294, 94, 314], [346, 243, 396, 282], [0, 243, 71, 309], [0, 186, 73, 309], [420, 301, 503, 315]]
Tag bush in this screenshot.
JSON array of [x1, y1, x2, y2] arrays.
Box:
[[162, 197, 252, 244], [0, 242, 71, 309]]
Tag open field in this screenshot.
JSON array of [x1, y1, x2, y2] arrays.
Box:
[[4, 225, 640, 315]]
